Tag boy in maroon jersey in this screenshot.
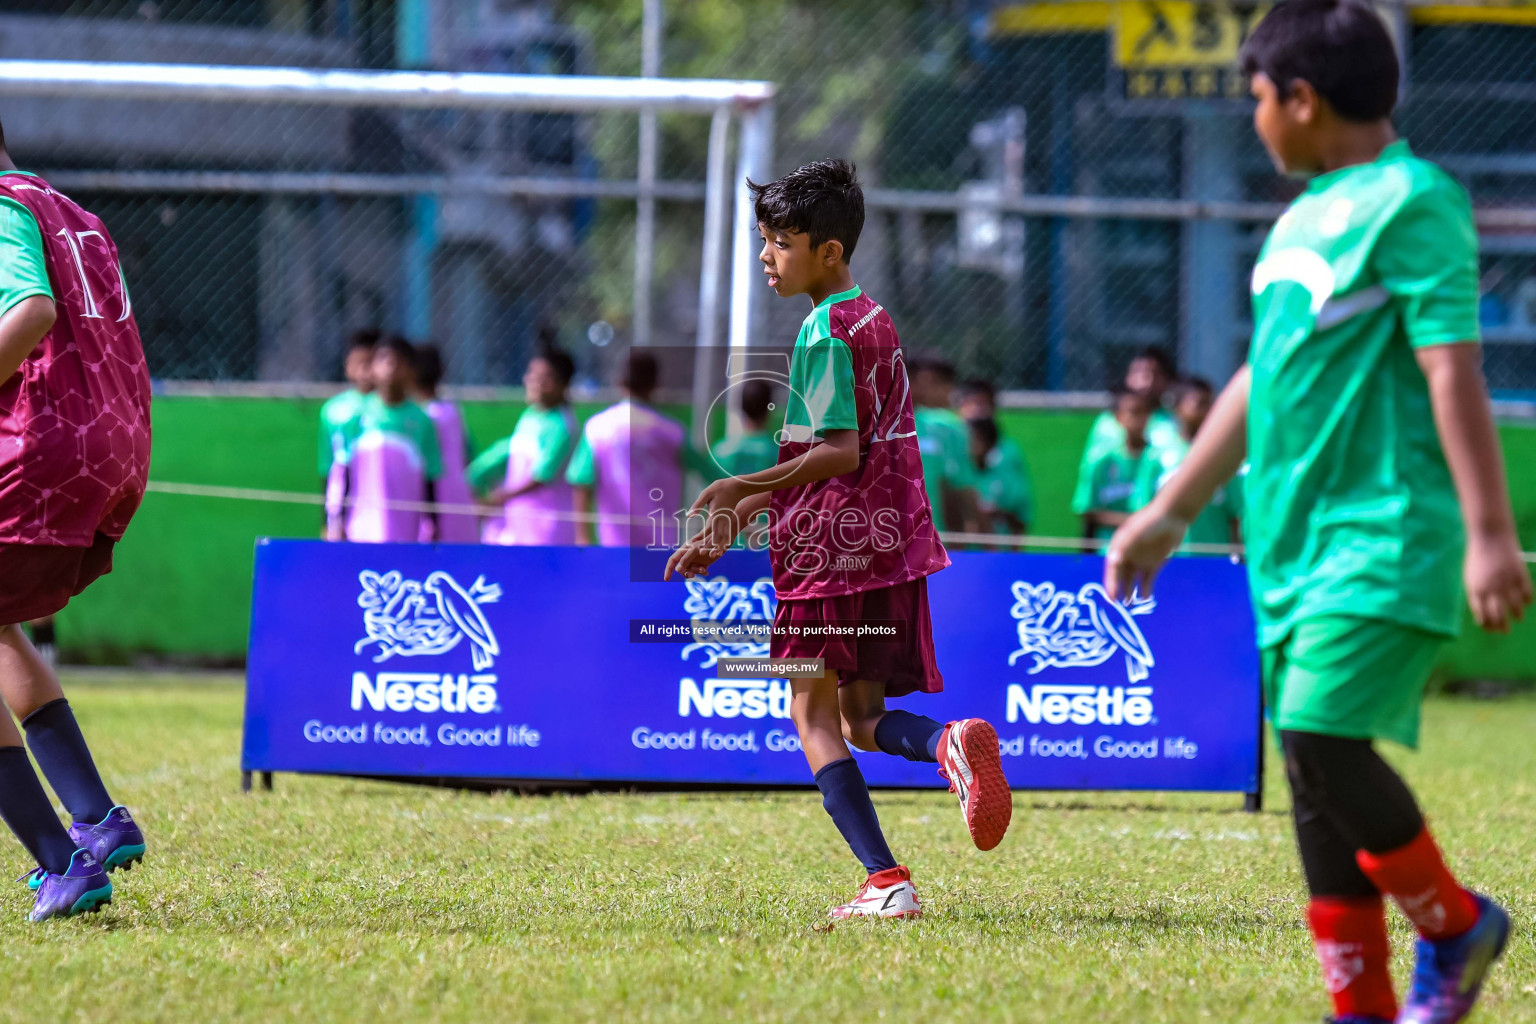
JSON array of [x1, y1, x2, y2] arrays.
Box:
[[666, 160, 1011, 919], [0, 120, 151, 920]]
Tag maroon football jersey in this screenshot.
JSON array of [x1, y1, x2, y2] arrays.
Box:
[[0, 174, 151, 545], [767, 285, 948, 600]]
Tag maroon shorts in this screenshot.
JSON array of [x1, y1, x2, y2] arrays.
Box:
[[769, 576, 944, 698], [0, 533, 117, 625]]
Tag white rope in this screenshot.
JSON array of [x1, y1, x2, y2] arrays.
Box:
[[142, 480, 1536, 562]]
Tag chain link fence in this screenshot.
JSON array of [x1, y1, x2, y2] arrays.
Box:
[[3, 0, 1536, 396]]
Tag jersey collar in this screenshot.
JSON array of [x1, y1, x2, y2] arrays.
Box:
[[813, 284, 861, 310], [1306, 139, 1412, 192]]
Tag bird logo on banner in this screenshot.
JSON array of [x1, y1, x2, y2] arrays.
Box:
[[1008, 581, 1156, 682], [355, 569, 503, 670]]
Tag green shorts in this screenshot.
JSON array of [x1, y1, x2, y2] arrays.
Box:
[[1262, 616, 1445, 749]]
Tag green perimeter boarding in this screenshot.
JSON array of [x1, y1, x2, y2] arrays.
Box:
[[56, 396, 1536, 684]]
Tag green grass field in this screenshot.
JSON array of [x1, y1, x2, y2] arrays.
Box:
[[4, 674, 1535, 1023]]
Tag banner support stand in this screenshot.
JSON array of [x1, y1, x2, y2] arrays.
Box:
[[241, 770, 274, 794]]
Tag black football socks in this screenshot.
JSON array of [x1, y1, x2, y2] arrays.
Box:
[[23, 699, 114, 824]]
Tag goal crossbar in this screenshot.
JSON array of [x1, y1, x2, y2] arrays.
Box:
[[0, 58, 777, 391], [0, 59, 773, 113]]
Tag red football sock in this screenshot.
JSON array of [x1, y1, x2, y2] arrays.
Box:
[[1356, 827, 1479, 940], [1308, 896, 1398, 1021]]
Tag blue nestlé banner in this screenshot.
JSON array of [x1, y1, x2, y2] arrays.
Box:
[[243, 540, 1261, 793]]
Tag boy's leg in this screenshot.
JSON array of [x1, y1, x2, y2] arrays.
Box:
[[794, 671, 897, 875], [1284, 731, 1401, 1022], [0, 702, 76, 877], [838, 679, 944, 762], [0, 624, 115, 824], [1283, 730, 1477, 939]]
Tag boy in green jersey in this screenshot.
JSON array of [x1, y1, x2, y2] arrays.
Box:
[[468, 348, 579, 545], [966, 416, 1032, 541], [1131, 378, 1238, 551], [1107, 3, 1532, 1021], [709, 379, 781, 480], [1082, 346, 1182, 461], [318, 328, 380, 477], [909, 353, 978, 533], [1072, 388, 1150, 542]]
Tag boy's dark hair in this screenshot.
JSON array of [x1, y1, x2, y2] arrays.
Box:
[[740, 379, 774, 423], [415, 343, 445, 391], [967, 415, 999, 451], [1239, 0, 1399, 122], [347, 327, 381, 354], [376, 333, 416, 363], [534, 346, 575, 388], [1131, 345, 1176, 379], [747, 159, 864, 261], [959, 378, 997, 403], [907, 349, 956, 382], [621, 349, 659, 396]]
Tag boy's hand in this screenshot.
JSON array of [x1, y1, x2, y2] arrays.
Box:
[[1464, 530, 1533, 633], [1103, 505, 1189, 602], [687, 478, 750, 519], [664, 483, 751, 581]]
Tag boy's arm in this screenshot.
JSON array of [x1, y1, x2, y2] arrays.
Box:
[[0, 295, 55, 383], [571, 486, 594, 546], [1417, 344, 1533, 631], [1104, 365, 1250, 600]]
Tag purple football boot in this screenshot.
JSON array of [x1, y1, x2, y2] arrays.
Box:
[[23, 805, 144, 892], [1399, 892, 1510, 1024], [28, 848, 111, 922], [69, 806, 145, 873]]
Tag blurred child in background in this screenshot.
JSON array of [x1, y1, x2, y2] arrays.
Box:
[[709, 379, 781, 480], [909, 352, 979, 534], [966, 416, 1032, 543], [412, 344, 479, 544], [1072, 387, 1150, 541], [1133, 377, 1240, 550], [1082, 346, 1181, 463], [958, 379, 1033, 541], [318, 328, 380, 478], [470, 347, 579, 545], [325, 334, 442, 543], [567, 350, 690, 547]]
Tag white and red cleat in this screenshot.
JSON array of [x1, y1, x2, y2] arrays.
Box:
[[937, 718, 1012, 851], [829, 865, 922, 920]]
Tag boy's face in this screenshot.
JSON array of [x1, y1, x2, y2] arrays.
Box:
[[346, 346, 375, 391], [757, 223, 841, 299], [1125, 357, 1169, 401], [1251, 72, 1321, 175], [958, 391, 994, 421], [524, 357, 565, 407], [1115, 394, 1152, 444], [911, 368, 952, 409], [371, 348, 409, 396], [1175, 388, 1213, 434]]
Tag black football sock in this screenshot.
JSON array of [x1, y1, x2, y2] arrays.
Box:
[[872, 710, 945, 763], [814, 756, 898, 874], [23, 699, 114, 824], [0, 746, 76, 874]]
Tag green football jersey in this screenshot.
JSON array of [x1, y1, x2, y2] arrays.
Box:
[[709, 430, 781, 480], [467, 404, 577, 493], [913, 405, 974, 532], [318, 388, 369, 474], [1072, 440, 1144, 539], [1246, 140, 1478, 647], [1133, 435, 1234, 549], [331, 393, 443, 481], [974, 435, 1033, 533]]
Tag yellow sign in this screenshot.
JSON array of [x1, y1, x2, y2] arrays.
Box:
[[1113, 1, 1272, 68]]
